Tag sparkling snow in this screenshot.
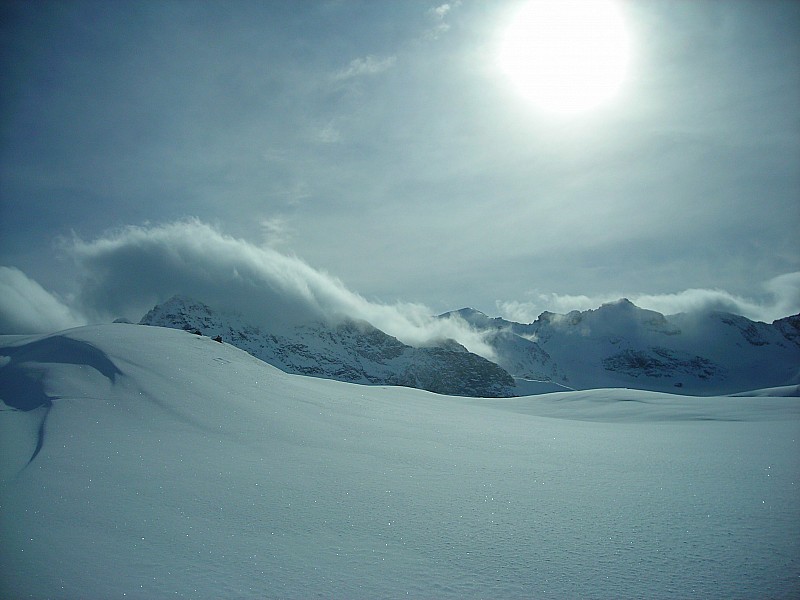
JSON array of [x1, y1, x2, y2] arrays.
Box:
[[1, 324, 798, 598]]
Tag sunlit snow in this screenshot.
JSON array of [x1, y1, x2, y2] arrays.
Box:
[[1, 324, 798, 598]]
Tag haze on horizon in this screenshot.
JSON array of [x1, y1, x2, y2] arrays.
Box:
[[1, 0, 799, 334]]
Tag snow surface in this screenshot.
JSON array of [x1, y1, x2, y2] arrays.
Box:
[[1, 324, 799, 598]]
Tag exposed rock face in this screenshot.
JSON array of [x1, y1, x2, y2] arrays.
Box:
[[601, 347, 720, 380]]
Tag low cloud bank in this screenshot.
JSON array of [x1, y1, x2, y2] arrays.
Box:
[[631, 278, 800, 322], [0, 266, 86, 334], [64, 220, 496, 357], [497, 273, 800, 324]]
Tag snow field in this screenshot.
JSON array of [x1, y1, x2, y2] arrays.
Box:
[[1, 324, 799, 598]]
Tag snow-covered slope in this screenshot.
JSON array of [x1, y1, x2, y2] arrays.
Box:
[[441, 299, 800, 395], [1, 324, 799, 598], [141, 296, 515, 397]]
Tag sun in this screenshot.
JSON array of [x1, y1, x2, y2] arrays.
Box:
[[497, 0, 631, 115]]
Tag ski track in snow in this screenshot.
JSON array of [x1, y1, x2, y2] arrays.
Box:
[[1, 324, 799, 599]]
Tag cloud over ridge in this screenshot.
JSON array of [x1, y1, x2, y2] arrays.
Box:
[[2, 220, 797, 354], [0, 266, 85, 334], [497, 273, 800, 325], [65, 220, 495, 356]]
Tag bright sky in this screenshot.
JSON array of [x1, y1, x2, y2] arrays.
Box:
[[1, 0, 799, 333]]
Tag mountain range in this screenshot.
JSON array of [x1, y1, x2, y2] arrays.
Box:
[[140, 296, 515, 397], [441, 299, 800, 395], [140, 295, 799, 397]]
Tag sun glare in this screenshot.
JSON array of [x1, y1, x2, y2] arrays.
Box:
[[498, 0, 631, 115]]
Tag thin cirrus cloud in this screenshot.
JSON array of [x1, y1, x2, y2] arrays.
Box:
[[332, 55, 397, 81]]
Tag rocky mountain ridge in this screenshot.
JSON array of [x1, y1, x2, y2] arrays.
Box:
[[140, 296, 799, 397], [140, 296, 515, 397], [440, 299, 800, 395]]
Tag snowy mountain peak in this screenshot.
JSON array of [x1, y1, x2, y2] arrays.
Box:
[[594, 297, 662, 320], [140, 295, 214, 327], [438, 307, 513, 331], [140, 296, 516, 397], [469, 301, 800, 395], [601, 297, 635, 309], [452, 307, 488, 318]]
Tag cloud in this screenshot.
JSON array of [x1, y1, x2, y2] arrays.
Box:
[[65, 220, 496, 357], [316, 120, 342, 144], [425, 1, 461, 39], [762, 272, 800, 319], [333, 55, 396, 81], [631, 276, 800, 322], [430, 3, 457, 19], [497, 273, 800, 324], [0, 266, 87, 334], [497, 295, 604, 323], [259, 216, 293, 248], [6, 219, 796, 359]]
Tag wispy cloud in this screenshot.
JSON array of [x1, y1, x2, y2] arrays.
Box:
[[316, 120, 342, 144], [333, 55, 396, 81], [425, 1, 461, 38], [497, 273, 800, 324], [0, 266, 86, 334], [631, 277, 800, 322], [430, 3, 457, 19], [259, 216, 293, 248], [264, 181, 313, 206]]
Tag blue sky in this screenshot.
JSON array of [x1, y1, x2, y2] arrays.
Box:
[[1, 0, 799, 334]]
